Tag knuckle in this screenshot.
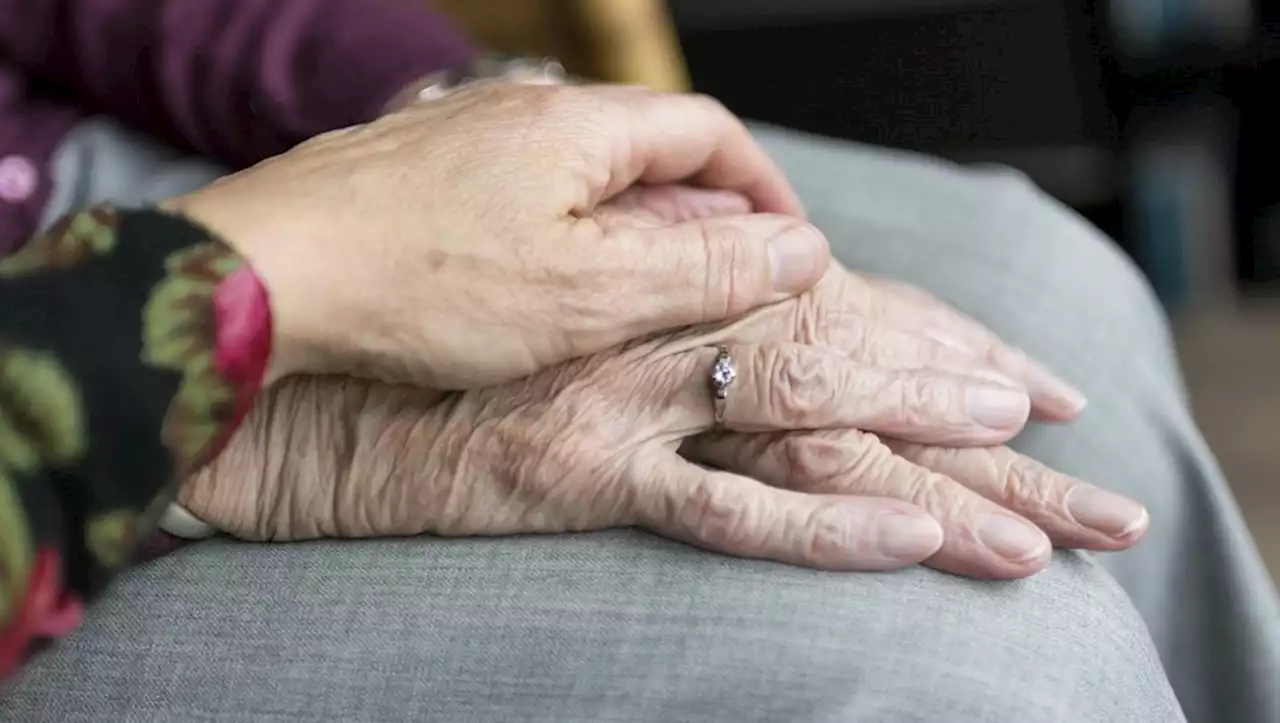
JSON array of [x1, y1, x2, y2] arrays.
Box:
[[768, 349, 838, 425], [837, 434, 905, 493], [837, 435, 943, 508], [682, 475, 758, 548], [898, 465, 941, 506], [799, 503, 854, 563], [998, 455, 1049, 506], [699, 221, 761, 318], [910, 471, 966, 519], [776, 433, 849, 489], [897, 375, 961, 427]]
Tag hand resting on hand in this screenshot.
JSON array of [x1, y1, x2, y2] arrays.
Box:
[[182, 189, 1147, 580]]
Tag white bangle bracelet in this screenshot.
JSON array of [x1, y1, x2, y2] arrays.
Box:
[[159, 502, 217, 540], [413, 57, 566, 103]]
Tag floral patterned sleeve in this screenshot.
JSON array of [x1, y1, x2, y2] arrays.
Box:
[[0, 207, 272, 678]]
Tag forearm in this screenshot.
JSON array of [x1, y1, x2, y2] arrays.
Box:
[[0, 207, 272, 677], [0, 0, 478, 166]]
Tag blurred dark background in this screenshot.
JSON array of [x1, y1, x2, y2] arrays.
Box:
[[669, 0, 1279, 311]]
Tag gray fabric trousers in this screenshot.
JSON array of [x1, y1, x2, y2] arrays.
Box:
[[3, 119, 1277, 722]]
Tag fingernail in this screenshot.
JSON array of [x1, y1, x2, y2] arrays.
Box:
[[978, 514, 1049, 562], [768, 225, 827, 293], [966, 385, 1031, 430], [1067, 486, 1149, 537], [874, 512, 943, 562]]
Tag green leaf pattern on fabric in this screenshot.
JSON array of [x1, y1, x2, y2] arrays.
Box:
[[0, 208, 119, 278], [0, 407, 38, 476], [0, 206, 269, 675], [0, 467, 33, 627], [84, 510, 141, 570], [142, 243, 244, 469], [0, 347, 89, 468], [0, 345, 87, 628], [142, 244, 242, 371]]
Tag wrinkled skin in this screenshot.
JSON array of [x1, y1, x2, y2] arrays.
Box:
[[168, 83, 833, 389], [185, 188, 1148, 580]]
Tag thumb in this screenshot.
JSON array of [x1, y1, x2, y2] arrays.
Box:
[[606, 214, 830, 327], [629, 454, 943, 571]]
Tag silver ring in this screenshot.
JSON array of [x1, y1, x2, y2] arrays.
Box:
[[709, 345, 736, 426]]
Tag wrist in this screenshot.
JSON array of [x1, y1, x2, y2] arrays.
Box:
[[158, 194, 306, 385]]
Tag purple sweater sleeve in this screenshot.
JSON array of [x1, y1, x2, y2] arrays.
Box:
[[0, 0, 478, 167]]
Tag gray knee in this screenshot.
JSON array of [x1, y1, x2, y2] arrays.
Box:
[[0, 537, 1184, 723], [741, 551, 1183, 722], [972, 167, 1171, 346]]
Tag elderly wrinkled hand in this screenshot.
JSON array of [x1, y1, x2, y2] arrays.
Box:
[[181, 339, 987, 571], [600, 184, 1089, 422], [668, 264, 1146, 580], [605, 186, 1145, 578], [182, 221, 1147, 579]]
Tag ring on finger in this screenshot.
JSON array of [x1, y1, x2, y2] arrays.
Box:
[[708, 345, 737, 427]]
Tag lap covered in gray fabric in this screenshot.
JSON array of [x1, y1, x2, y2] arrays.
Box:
[[751, 126, 1280, 723], [10, 117, 1270, 722], [7, 534, 1179, 722]]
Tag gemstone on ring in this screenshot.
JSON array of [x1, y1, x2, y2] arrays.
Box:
[[710, 347, 736, 400]]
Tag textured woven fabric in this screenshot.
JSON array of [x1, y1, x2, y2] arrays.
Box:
[[5, 118, 1276, 721], [756, 127, 1279, 723]]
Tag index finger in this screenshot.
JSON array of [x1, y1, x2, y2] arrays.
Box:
[[589, 86, 805, 217], [858, 274, 1087, 420]]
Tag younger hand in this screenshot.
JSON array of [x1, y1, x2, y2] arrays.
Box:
[[166, 83, 822, 389]]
